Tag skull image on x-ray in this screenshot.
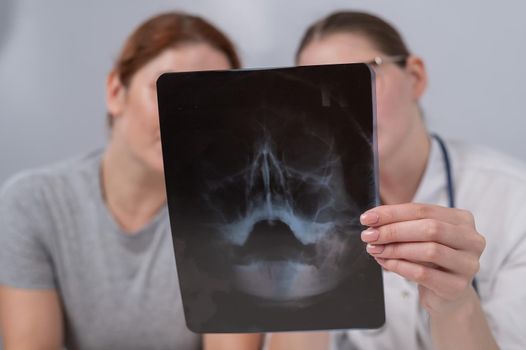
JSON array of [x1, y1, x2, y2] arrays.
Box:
[[158, 64, 384, 332], [199, 124, 363, 302]]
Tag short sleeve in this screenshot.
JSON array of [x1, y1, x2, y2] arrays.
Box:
[[0, 172, 56, 290]]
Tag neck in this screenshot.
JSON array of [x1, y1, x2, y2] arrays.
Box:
[[101, 140, 166, 233], [379, 119, 430, 205]]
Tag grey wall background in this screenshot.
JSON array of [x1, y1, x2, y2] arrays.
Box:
[[1, 0, 525, 185]]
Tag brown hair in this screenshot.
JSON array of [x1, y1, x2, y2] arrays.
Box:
[[108, 12, 241, 126], [296, 11, 410, 64]]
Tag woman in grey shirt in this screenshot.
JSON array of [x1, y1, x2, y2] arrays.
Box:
[[0, 11, 253, 350]]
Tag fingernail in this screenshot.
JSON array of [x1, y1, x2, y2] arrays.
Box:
[[361, 228, 379, 242], [367, 243, 385, 254], [361, 211, 379, 225]]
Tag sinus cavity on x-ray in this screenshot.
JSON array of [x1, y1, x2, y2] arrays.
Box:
[[157, 63, 385, 333]]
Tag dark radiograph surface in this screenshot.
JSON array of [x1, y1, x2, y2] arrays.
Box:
[[157, 63, 385, 333]]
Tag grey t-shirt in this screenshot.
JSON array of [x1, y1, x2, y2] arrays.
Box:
[[0, 151, 201, 350]]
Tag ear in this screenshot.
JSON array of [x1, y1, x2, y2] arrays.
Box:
[[404, 55, 428, 100], [105, 70, 127, 122]]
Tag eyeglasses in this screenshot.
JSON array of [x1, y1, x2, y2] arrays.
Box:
[[366, 55, 408, 68], [362, 55, 408, 94]]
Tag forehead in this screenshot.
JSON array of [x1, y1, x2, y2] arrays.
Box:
[[298, 32, 383, 66], [137, 43, 232, 79]]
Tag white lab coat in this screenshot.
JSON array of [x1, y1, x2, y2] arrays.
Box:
[[331, 137, 526, 350]]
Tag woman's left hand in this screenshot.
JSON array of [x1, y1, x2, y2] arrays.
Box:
[[361, 203, 486, 316]]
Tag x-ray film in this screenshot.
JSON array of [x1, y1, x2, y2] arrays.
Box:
[[157, 63, 385, 333]]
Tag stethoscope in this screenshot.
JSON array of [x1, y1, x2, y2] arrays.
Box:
[[432, 134, 455, 208], [432, 134, 478, 293]]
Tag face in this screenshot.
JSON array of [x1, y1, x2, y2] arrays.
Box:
[[106, 43, 232, 173], [297, 33, 427, 161]]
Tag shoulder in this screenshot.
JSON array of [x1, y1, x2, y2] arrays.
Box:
[[448, 139, 526, 187], [447, 139, 526, 249], [446, 138, 526, 231], [1, 150, 103, 209], [0, 153, 102, 290]]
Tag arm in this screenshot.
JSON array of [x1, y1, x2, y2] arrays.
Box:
[[429, 287, 497, 350], [203, 333, 263, 350], [0, 175, 65, 349], [361, 203, 498, 350], [0, 286, 63, 350]]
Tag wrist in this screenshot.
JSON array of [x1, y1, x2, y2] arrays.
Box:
[[429, 287, 499, 350], [428, 286, 478, 322]]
